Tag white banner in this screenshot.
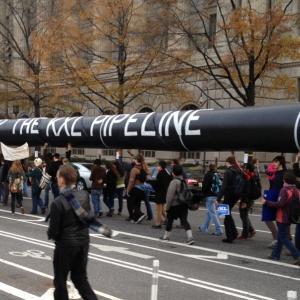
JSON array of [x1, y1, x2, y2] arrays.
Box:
[[1, 142, 30, 161]]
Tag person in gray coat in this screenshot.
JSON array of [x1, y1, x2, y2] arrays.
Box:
[[160, 165, 194, 245]]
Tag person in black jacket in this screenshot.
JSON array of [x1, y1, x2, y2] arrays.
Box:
[[1, 159, 12, 206], [103, 162, 118, 217], [48, 153, 63, 198], [199, 164, 223, 236], [217, 156, 243, 243], [48, 164, 97, 300], [152, 161, 172, 229]]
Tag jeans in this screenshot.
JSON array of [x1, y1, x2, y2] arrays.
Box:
[[201, 196, 222, 234], [0, 182, 4, 202], [51, 182, 60, 199], [115, 188, 124, 213], [31, 193, 45, 214], [91, 189, 102, 216], [23, 180, 29, 197], [239, 204, 255, 237], [295, 223, 300, 251], [53, 244, 97, 300], [103, 189, 115, 211], [272, 222, 300, 259], [11, 192, 23, 213], [44, 183, 51, 209], [144, 195, 153, 220]]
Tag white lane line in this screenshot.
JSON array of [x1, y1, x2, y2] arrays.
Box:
[[0, 233, 277, 300], [107, 230, 300, 269], [0, 208, 43, 220], [0, 215, 298, 270], [0, 281, 40, 300], [0, 258, 123, 300]]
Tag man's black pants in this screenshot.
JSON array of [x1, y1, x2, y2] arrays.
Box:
[[223, 196, 239, 241], [53, 244, 97, 300]]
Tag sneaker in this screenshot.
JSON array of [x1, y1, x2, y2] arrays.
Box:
[[98, 212, 103, 218], [135, 214, 146, 224], [268, 240, 277, 249], [222, 239, 233, 244], [20, 207, 25, 214], [198, 226, 208, 234], [187, 238, 194, 245], [152, 225, 162, 229], [126, 217, 133, 222], [160, 236, 170, 241], [294, 258, 300, 266], [268, 255, 279, 261], [106, 212, 113, 217], [249, 230, 256, 238], [211, 232, 223, 236]]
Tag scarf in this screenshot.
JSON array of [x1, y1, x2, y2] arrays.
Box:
[[61, 187, 112, 238]]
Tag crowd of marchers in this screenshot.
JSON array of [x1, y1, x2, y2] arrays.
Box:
[[0, 146, 300, 266]]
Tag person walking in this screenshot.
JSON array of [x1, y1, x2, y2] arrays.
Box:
[[199, 164, 223, 236], [8, 160, 25, 215], [1, 159, 12, 206], [127, 155, 151, 223], [238, 163, 261, 240], [47, 164, 98, 300], [262, 171, 300, 265], [89, 159, 106, 218], [103, 162, 118, 217], [160, 165, 194, 245], [262, 156, 286, 248], [26, 158, 45, 215], [217, 156, 244, 243], [152, 161, 172, 229], [48, 153, 63, 199], [115, 161, 125, 216]]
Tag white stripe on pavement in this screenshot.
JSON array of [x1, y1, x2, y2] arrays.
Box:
[[0, 232, 278, 300], [0, 281, 40, 300]]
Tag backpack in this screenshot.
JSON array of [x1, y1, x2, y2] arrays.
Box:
[[176, 179, 198, 210], [232, 170, 246, 197], [288, 189, 300, 224], [211, 172, 222, 194], [39, 171, 52, 190], [247, 174, 262, 201], [10, 176, 23, 193]]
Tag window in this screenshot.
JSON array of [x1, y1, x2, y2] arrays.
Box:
[[180, 152, 201, 160], [72, 148, 85, 156], [102, 149, 116, 156], [208, 14, 217, 48], [140, 150, 156, 158]]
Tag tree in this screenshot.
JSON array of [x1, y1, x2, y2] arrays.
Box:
[[0, 0, 76, 117], [167, 0, 300, 107], [50, 0, 188, 114]]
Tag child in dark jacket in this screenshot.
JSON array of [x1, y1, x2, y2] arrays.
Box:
[[262, 171, 300, 265]]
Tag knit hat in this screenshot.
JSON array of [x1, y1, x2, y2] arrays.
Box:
[[34, 158, 43, 167]]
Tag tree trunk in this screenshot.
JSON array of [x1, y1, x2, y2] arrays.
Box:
[[34, 76, 41, 117]]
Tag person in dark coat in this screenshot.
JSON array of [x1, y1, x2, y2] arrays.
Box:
[[103, 162, 118, 217], [48, 164, 97, 300], [1, 159, 12, 206], [217, 156, 243, 243], [152, 161, 172, 229], [48, 153, 63, 198]]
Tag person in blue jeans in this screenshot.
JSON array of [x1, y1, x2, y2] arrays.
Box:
[[199, 164, 223, 236], [262, 171, 300, 265], [89, 159, 106, 218]]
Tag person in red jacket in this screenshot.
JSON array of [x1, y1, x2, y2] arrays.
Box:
[[262, 171, 300, 265]]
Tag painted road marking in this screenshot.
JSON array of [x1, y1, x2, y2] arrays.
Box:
[[9, 249, 51, 260], [91, 244, 154, 260], [0, 232, 294, 300], [0, 214, 298, 270], [0, 258, 123, 300], [0, 281, 40, 300]]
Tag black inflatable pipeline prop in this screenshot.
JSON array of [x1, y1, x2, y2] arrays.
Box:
[[0, 104, 300, 153]]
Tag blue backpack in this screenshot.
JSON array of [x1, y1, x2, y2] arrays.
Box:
[[211, 172, 222, 194]]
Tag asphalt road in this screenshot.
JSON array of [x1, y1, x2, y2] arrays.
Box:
[[0, 197, 299, 300]]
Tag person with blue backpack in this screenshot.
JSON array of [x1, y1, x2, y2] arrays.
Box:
[[199, 164, 223, 236]]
